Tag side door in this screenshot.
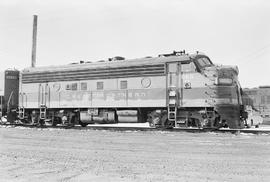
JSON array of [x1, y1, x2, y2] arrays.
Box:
[[38, 83, 50, 108], [166, 62, 182, 107]]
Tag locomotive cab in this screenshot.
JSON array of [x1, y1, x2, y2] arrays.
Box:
[[149, 53, 244, 129], [194, 56, 214, 71]]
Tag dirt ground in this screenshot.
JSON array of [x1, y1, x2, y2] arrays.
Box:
[[0, 126, 269, 182]]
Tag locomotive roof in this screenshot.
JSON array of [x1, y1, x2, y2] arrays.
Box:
[[22, 53, 204, 73]]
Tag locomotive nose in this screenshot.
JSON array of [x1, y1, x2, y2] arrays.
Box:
[[217, 65, 239, 78], [204, 65, 239, 85]]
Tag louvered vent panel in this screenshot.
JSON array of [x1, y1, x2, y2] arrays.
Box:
[[22, 64, 165, 83]]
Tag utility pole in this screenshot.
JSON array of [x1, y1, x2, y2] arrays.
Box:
[[31, 15, 38, 67]]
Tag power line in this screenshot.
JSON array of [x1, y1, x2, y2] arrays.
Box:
[[236, 44, 270, 62]]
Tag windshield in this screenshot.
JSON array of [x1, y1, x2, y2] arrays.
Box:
[[197, 57, 212, 68]]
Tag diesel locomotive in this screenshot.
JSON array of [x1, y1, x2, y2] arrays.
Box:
[[12, 51, 245, 129]]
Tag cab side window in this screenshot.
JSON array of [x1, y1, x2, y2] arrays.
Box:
[[181, 62, 197, 72]]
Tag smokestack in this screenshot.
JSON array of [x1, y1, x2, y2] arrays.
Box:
[[31, 15, 38, 67]]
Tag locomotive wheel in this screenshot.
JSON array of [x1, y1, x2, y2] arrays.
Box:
[[79, 121, 88, 127], [161, 114, 174, 129], [52, 120, 57, 126], [147, 111, 161, 127], [52, 117, 61, 126], [163, 120, 174, 129], [30, 115, 39, 125], [149, 121, 155, 127], [81, 123, 88, 127], [39, 119, 45, 126]]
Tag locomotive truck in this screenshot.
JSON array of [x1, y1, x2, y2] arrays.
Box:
[[15, 51, 246, 129]]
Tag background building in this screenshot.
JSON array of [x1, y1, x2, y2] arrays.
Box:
[[242, 86, 270, 125]]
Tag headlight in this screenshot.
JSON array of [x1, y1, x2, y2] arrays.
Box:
[[215, 78, 233, 85]]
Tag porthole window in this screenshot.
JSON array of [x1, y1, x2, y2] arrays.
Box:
[[141, 78, 151, 88]]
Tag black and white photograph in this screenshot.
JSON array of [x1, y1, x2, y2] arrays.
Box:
[[0, 0, 270, 181]]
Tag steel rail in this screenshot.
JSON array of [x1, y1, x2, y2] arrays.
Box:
[[0, 123, 270, 134]]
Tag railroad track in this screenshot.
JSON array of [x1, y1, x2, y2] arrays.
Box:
[[1, 123, 270, 134]]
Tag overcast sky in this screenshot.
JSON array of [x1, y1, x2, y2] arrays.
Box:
[[1, 0, 269, 88]]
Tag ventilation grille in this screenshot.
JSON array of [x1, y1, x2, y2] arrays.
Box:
[[22, 64, 165, 83]]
